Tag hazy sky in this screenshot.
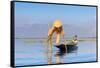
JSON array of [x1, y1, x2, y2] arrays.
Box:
[[15, 2, 96, 37]]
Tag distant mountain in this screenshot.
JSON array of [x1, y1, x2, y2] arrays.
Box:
[[15, 23, 96, 38]]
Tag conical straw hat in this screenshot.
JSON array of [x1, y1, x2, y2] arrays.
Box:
[[53, 20, 62, 27]]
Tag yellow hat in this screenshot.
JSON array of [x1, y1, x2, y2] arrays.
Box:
[[53, 20, 62, 28]]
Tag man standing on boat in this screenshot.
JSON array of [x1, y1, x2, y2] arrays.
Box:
[[47, 20, 65, 64], [48, 20, 65, 46]]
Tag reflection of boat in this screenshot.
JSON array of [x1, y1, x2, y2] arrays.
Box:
[[67, 45, 78, 53]]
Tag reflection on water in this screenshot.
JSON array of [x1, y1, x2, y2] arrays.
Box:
[[15, 39, 96, 66]]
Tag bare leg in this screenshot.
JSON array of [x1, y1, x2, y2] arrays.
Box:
[[56, 55, 61, 64], [48, 44, 52, 64], [56, 34, 60, 46], [48, 57, 52, 64], [56, 34, 61, 63], [47, 36, 52, 64]]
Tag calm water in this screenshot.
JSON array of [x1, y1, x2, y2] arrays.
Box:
[[15, 39, 96, 66]]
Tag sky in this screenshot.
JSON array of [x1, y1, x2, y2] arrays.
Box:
[[14, 2, 97, 38]]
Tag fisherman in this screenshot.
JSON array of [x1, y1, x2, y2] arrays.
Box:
[[71, 35, 78, 45], [47, 20, 65, 46], [47, 20, 65, 64]]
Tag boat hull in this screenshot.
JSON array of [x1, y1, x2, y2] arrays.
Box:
[[55, 44, 78, 56]]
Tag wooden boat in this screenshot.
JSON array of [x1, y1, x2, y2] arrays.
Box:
[[66, 39, 78, 53], [55, 36, 78, 56]]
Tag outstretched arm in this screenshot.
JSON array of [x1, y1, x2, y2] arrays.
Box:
[[47, 25, 54, 44]]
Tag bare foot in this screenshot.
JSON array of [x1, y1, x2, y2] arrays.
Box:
[[56, 56, 62, 64], [48, 59, 52, 64], [56, 62, 62, 64]]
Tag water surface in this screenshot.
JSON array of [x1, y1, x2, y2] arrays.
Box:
[[15, 39, 96, 66]]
